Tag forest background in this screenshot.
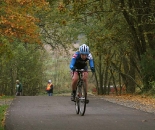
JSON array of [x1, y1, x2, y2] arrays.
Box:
[[1, 0, 155, 97]]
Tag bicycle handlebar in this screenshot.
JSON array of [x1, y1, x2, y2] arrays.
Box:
[[75, 69, 92, 72]]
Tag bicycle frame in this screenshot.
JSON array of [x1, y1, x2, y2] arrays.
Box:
[[75, 69, 88, 116]]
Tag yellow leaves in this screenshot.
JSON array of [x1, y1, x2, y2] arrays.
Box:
[[58, 2, 66, 12], [16, 0, 21, 2], [106, 94, 155, 109], [0, 0, 49, 44]]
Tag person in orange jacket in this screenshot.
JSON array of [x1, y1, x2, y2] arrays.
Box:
[[46, 80, 53, 96]]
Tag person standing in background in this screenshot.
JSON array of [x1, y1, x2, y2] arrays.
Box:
[[46, 80, 53, 96], [15, 80, 22, 96]]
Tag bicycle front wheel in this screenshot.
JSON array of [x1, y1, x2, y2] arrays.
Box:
[[79, 82, 87, 116], [75, 87, 79, 114]]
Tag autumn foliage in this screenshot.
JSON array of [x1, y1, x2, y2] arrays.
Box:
[[0, 0, 49, 44]]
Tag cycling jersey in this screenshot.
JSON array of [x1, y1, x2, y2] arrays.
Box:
[[70, 51, 94, 70]]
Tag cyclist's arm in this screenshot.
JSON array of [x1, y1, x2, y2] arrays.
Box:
[[88, 53, 94, 68], [70, 52, 78, 70], [89, 59, 94, 68], [70, 58, 76, 70]]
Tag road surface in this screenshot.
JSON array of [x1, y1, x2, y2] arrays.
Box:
[[5, 96, 155, 130]]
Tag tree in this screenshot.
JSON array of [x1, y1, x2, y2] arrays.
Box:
[[119, 0, 155, 91], [0, 41, 45, 96], [0, 0, 49, 46]]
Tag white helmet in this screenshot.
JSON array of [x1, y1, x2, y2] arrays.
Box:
[[48, 80, 51, 83], [79, 44, 89, 54]]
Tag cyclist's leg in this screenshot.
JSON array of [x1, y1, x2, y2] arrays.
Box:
[[82, 72, 88, 92], [71, 72, 79, 100], [82, 72, 89, 103], [72, 72, 79, 90]]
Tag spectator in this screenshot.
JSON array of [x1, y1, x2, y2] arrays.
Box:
[[15, 80, 22, 96], [46, 80, 53, 96]]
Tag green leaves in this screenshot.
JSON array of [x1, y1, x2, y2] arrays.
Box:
[[0, 41, 45, 96]]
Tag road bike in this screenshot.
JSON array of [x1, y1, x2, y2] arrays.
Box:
[[75, 69, 90, 116]]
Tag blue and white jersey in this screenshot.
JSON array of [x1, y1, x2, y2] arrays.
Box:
[[70, 51, 94, 70]]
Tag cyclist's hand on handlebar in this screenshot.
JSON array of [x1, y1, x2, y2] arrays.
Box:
[[91, 67, 95, 72], [70, 66, 75, 71]]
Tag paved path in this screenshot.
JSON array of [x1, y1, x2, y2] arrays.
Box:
[[5, 96, 155, 130]]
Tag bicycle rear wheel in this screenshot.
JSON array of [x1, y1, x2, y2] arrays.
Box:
[[79, 82, 87, 116], [75, 87, 79, 114]]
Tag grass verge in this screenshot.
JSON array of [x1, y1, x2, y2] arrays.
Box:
[[0, 96, 14, 130], [0, 96, 14, 100], [0, 105, 8, 130]]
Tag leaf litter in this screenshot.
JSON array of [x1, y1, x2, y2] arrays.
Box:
[[101, 94, 155, 114]]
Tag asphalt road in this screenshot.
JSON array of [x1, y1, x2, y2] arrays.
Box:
[[5, 96, 155, 130]]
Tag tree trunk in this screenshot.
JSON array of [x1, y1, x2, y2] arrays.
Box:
[[98, 53, 104, 94], [110, 69, 118, 95], [103, 62, 109, 94], [126, 55, 136, 93]]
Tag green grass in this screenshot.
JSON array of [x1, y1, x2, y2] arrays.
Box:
[[0, 95, 14, 130], [0, 96, 14, 99], [0, 105, 8, 130]]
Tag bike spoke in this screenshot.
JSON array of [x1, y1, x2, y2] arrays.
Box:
[[75, 87, 79, 114], [79, 83, 87, 116]]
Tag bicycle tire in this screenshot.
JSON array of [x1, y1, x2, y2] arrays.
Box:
[[75, 86, 79, 114], [79, 82, 87, 116]]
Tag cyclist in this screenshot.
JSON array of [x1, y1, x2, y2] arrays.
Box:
[[70, 44, 95, 102]]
